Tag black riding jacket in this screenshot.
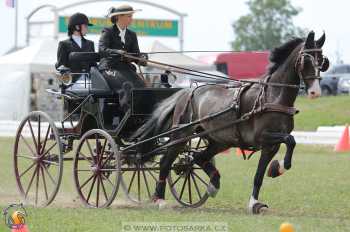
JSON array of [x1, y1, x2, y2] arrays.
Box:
[[55, 37, 96, 73], [98, 25, 140, 71]]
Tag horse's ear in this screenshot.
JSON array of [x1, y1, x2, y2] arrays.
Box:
[[305, 31, 315, 48], [320, 57, 330, 72], [316, 32, 326, 48]]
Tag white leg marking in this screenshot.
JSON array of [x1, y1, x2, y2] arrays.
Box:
[[279, 160, 286, 174], [248, 195, 258, 213]]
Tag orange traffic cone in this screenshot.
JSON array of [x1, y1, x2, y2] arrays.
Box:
[[334, 125, 350, 152], [236, 148, 254, 157]]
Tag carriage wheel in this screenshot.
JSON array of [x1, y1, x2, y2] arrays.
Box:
[[120, 153, 160, 204], [73, 129, 121, 208], [168, 137, 213, 208], [14, 111, 63, 207]]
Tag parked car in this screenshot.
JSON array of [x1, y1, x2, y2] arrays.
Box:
[[320, 64, 350, 95], [337, 74, 350, 94]]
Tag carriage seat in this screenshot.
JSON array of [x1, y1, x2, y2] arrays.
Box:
[[64, 52, 114, 97], [65, 52, 112, 97], [65, 67, 113, 97]]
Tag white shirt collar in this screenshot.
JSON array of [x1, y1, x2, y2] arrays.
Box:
[[116, 24, 126, 44], [72, 34, 82, 48]]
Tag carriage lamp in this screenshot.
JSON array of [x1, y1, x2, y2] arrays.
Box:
[[57, 72, 73, 86]]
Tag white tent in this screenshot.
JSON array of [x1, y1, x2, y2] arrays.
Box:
[[0, 39, 58, 120], [149, 41, 215, 70]]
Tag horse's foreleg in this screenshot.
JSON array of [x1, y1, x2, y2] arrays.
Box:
[[261, 132, 296, 178], [248, 144, 280, 214]]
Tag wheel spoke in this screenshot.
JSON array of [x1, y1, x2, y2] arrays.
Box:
[[19, 162, 36, 178], [101, 172, 116, 188], [40, 142, 57, 158], [137, 167, 141, 201], [27, 120, 38, 152], [98, 139, 107, 165], [20, 135, 37, 157], [40, 163, 57, 185], [101, 152, 115, 168], [146, 169, 157, 182], [40, 165, 49, 201], [78, 152, 93, 165], [40, 125, 51, 154], [25, 165, 38, 197], [37, 115, 41, 154], [42, 160, 59, 166], [100, 175, 109, 202], [100, 168, 119, 171], [170, 174, 182, 188], [96, 175, 100, 207], [192, 171, 208, 186], [127, 171, 137, 194], [86, 175, 97, 203], [195, 138, 201, 150], [85, 140, 95, 161], [188, 172, 192, 204], [141, 168, 152, 198], [17, 154, 36, 160], [79, 174, 95, 190], [179, 170, 189, 201], [190, 172, 202, 199], [35, 163, 40, 205]]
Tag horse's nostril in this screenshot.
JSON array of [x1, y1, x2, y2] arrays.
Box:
[[310, 91, 315, 95]]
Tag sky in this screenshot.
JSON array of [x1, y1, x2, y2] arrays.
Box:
[[0, 0, 350, 64]]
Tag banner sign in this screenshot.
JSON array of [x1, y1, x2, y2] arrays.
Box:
[[59, 16, 178, 37]]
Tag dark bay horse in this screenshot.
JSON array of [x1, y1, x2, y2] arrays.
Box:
[[132, 31, 329, 213]]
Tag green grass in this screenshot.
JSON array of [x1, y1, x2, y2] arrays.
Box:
[[294, 95, 350, 130], [0, 137, 350, 231]]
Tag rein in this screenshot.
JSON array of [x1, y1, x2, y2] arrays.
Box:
[[114, 51, 300, 89]]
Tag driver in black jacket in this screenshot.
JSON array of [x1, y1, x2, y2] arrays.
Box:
[[98, 5, 146, 108]]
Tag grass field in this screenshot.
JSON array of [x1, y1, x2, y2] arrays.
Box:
[[0, 136, 349, 232], [294, 95, 350, 130]]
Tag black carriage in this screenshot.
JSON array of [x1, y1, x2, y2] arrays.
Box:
[[13, 52, 213, 208]]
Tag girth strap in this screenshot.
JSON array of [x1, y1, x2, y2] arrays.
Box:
[[262, 103, 299, 116]]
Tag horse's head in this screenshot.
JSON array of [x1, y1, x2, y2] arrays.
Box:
[[296, 31, 329, 99]]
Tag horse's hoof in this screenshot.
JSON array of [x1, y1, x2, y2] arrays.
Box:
[[207, 183, 219, 198], [267, 160, 282, 178], [153, 197, 167, 210], [252, 202, 269, 214]]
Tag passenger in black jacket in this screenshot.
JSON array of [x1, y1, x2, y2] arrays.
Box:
[[55, 13, 96, 79], [99, 4, 146, 95]]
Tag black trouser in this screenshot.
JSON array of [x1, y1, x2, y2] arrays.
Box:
[[102, 68, 145, 112]]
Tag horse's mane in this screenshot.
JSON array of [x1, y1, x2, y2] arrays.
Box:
[[268, 37, 304, 74]]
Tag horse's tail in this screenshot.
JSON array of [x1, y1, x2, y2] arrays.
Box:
[[131, 88, 191, 141]]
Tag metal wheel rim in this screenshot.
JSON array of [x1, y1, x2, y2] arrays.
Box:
[[73, 129, 121, 208], [13, 111, 63, 207]]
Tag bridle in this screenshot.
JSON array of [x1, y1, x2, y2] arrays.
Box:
[[295, 47, 328, 82]]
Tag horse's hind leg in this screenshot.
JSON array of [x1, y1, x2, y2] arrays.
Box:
[[248, 144, 280, 214], [153, 143, 186, 208], [193, 141, 229, 198]]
